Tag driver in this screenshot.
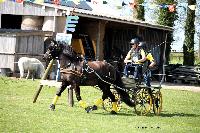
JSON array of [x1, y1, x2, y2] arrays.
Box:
[[123, 38, 146, 79]]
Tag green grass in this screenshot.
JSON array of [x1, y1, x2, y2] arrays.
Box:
[[0, 76, 200, 133], [169, 52, 200, 65]]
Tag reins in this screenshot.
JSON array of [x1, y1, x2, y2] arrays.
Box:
[[82, 61, 133, 94]]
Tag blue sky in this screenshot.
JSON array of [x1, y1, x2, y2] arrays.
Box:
[[172, 0, 200, 52]]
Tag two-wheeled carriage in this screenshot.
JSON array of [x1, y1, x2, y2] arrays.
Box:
[[103, 63, 163, 116], [39, 40, 162, 115]]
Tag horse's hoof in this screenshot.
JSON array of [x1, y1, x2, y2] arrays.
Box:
[[85, 106, 93, 113], [110, 110, 117, 114], [92, 105, 98, 110], [49, 104, 55, 111]]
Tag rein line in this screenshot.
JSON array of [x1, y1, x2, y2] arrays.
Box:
[[83, 62, 132, 93]]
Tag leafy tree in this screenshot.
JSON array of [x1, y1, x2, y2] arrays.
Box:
[[156, 0, 178, 64], [183, 0, 196, 65], [136, 0, 145, 20]]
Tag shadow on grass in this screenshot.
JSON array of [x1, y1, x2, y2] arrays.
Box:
[[43, 103, 200, 118], [158, 111, 200, 117], [92, 111, 200, 117], [93, 112, 136, 116]]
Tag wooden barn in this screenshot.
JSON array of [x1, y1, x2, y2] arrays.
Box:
[[0, 1, 173, 76], [0, 29, 51, 76]]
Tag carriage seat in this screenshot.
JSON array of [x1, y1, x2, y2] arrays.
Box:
[[123, 63, 143, 81]]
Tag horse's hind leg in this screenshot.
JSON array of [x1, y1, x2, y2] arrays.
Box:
[[101, 85, 118, 114], [106, 89, 118, 114], [86, 84, 118, 114], [49, 81, 69, 111], [31, 70, 36, 81]]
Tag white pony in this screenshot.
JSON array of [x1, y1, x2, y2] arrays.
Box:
[[18, 57, 45, 80]]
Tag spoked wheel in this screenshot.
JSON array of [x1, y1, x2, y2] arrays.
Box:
[[134, 88, 152, 116], [153, 91, 163, 115], [103, 90, 122, 112]]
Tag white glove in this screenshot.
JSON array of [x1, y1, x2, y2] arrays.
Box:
[[132, 57, 138, 63]]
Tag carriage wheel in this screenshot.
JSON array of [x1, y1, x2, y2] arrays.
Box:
[[153, 91, 163, 115], [134, 88, 152, 116], [103, 90, 122, 112]]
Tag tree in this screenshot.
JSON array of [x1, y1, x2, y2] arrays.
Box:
[[137, 0, 145, 21], [183, 0, 196, 65], [156, 0, 177, 65]]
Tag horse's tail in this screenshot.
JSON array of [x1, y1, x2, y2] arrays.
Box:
[[114, 71, 135, 107]]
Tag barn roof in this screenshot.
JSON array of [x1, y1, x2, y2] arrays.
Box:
[[0, 1, 173, 31]]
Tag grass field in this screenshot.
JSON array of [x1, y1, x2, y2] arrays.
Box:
[[0, 77, 200, 133], [169, 52, 200, 65]]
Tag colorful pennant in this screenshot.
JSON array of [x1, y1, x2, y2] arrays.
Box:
[[121, 1, 197, 12], [34, 0, 44, 4], [0, 0, 5, 3], [188, 5, 196, 10], [15, 0, 23, 3], [7, 0, 197, 13], [73, 0, 80, 5], [168, 4, 176, 12]]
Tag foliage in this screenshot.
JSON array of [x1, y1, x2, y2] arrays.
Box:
[[183, 0, 196, 65], [136, 0, 145, 21], [156, 0, 178, 27], [156, 0, 178, 65], [1, 77, 200, 132]]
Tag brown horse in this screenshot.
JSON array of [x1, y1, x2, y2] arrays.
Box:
[[43, 40, 135, 114]]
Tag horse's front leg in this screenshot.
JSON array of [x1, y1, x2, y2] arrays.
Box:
[[26, 69, 30, 79], [49, 81, 69, 111], [74, 85, 90, 111], [19, 68, 24, 79]]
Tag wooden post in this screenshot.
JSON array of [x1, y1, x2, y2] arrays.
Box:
[[198, 36, 200, 58], [33, 59, 54, 103], [68, 86, 74, 107], [96, 21, 100, 60], [0, 14, 1, 28]]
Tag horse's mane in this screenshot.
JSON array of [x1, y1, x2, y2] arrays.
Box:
[[59, 42, 83, 62]]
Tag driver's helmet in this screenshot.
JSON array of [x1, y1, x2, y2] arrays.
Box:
[[130, 38, 139, 45]]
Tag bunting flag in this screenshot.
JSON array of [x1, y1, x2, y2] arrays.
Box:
[[122, 1, 126, 7], [73, 0, 80, 5], [0, 0, 5, 3], [53, 0, 59, 5], [8, 0, 197, 13], [122, 1, 197, 12], [92, 0, 102, 4], [188, 5, 196, 10], [114, 0, 123, 9], [168, 4, 176, 12], [34, 0, 44, 4], [129, 0, 137, 9], [15, 0, 23, 3]]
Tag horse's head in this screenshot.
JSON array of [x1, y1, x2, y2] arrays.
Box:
[[43, 40, 64, 61]]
